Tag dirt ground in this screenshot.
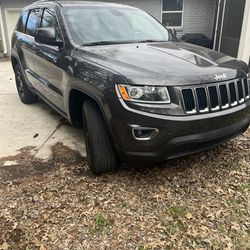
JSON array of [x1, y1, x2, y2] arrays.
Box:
[[0, 126, 249, 250]]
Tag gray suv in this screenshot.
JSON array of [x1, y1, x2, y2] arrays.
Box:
[[11, 0, 250, 174]]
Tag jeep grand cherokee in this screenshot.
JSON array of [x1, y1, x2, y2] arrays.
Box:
[[11, 1, 250, 174]]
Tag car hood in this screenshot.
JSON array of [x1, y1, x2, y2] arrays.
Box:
[[76, 41, 249, 86]]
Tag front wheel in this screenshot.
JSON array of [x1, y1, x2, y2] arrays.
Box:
[[82, 99, 118, 174]]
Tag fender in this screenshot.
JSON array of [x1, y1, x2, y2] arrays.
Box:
[[67, 83, 123, 151], [67, 83, 112, 129], [11, 49, 33, 89]]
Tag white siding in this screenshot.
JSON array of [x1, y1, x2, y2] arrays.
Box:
[[0, 18, 3, 52]]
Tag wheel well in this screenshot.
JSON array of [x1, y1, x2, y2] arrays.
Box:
[[11, 57, 18, 69], [69, 89, 101, 129], [69, 89, 118, 152]]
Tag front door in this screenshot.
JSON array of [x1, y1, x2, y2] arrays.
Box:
[[214, 0, 246, 58], [34, 7, 66, 112]]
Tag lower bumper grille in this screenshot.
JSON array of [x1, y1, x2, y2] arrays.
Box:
[[181, 78, 250, 114]]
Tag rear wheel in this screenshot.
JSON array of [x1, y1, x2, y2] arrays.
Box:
[[82, 99, 117, 174], [14, 64, 38, 104]]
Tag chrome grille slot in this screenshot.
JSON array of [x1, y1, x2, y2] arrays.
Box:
[[243, 79, 249, 99], [219, 84, 229, 108], [181, 78, 249, 115], [196, 88, 208, 111], [208, 86, 219, 110], [229, 82, 237, 105], [182, 89, 196, 113], [237, 80, 244, 103]]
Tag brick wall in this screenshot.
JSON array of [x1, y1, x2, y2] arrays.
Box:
[[105, 0, 217, 39], [179, 0, 217, 38]]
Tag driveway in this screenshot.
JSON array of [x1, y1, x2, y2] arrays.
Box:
[[0, 60, 85, 162]]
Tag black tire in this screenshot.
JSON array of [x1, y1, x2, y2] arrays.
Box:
[[14, 64, 38, 104], [82, 99, 117, 174]]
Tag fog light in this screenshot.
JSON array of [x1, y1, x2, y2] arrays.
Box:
[[132, 126, 159, 140]]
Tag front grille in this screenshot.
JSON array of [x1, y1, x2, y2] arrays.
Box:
[[181, 78, 250, 114]]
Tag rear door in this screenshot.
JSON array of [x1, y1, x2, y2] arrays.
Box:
[[13, 10, 29, 72], [22, 8, 43, 87], [34, 7, 65, 112]]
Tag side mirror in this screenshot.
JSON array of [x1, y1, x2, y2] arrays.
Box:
[[35, 27, 63, 47], [168, 27, 177, 36]]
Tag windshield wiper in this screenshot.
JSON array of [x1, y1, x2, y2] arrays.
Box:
[[81, 40, 168, 46], [136, 39, 168, 43], [82, 41, 125, 46]]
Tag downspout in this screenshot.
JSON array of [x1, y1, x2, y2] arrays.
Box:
[[0, 4, 7, 54]]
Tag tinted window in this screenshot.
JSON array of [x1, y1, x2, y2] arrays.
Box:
[[162, 13, 182, 26], [162, 0, 183, 11], [16, 11, 29, 33], [26, 9, 42, 37], [41, 8, 62, 41]]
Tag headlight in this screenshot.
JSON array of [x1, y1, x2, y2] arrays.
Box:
[[117, 85, 171, 103]]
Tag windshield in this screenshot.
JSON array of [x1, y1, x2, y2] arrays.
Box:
[[63, 6, 177, 45]]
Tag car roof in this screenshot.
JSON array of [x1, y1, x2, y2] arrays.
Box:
[[27, 0, 138, 10]]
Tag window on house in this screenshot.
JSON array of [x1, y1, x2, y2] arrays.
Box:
[[26, 9, 42, 37], [162, 0, 183, 28]]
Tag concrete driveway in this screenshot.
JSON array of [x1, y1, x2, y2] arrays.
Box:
[[0, 60, 86, 163]]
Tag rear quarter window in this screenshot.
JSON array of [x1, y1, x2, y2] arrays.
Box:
[[26, 8, 42, 37], [16, 10, 29, 33]]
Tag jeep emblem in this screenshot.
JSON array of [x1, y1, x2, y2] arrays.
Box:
[[214, 73, 227, 81]]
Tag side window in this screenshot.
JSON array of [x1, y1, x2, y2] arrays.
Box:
[[16, 11, 29, 33], [26, 8, 42, 37], [41, 8, 62, 41]]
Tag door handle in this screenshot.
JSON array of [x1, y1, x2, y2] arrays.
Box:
[[32, 44, 41, 53]]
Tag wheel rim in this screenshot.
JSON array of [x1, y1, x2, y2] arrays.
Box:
[[16, 70, 25, 98]]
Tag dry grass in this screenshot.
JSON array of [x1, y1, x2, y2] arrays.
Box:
[[0, 129, 249, 250]]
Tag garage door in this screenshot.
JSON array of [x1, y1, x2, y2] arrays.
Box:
[[6, 9, 22, 49]]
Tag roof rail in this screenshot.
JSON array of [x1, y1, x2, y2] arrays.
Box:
[[33, 0, 58, 4], [29, 0, 62, 7]]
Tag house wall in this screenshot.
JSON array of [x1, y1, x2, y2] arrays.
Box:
[[180, 0, 217, 38], [0, 18, 2, 52], [0, 0, 34, 54], [0, 0, 217, 55], [100, 0, 162, 20], [100, 0, 217, 39], [97, 0, 217, 39]]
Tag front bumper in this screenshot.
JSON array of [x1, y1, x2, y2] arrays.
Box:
[[109, 99, 250, 165]]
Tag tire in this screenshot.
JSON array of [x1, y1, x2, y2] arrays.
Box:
[[82, 99, 117, 174], [14, 64, 38, 104]]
